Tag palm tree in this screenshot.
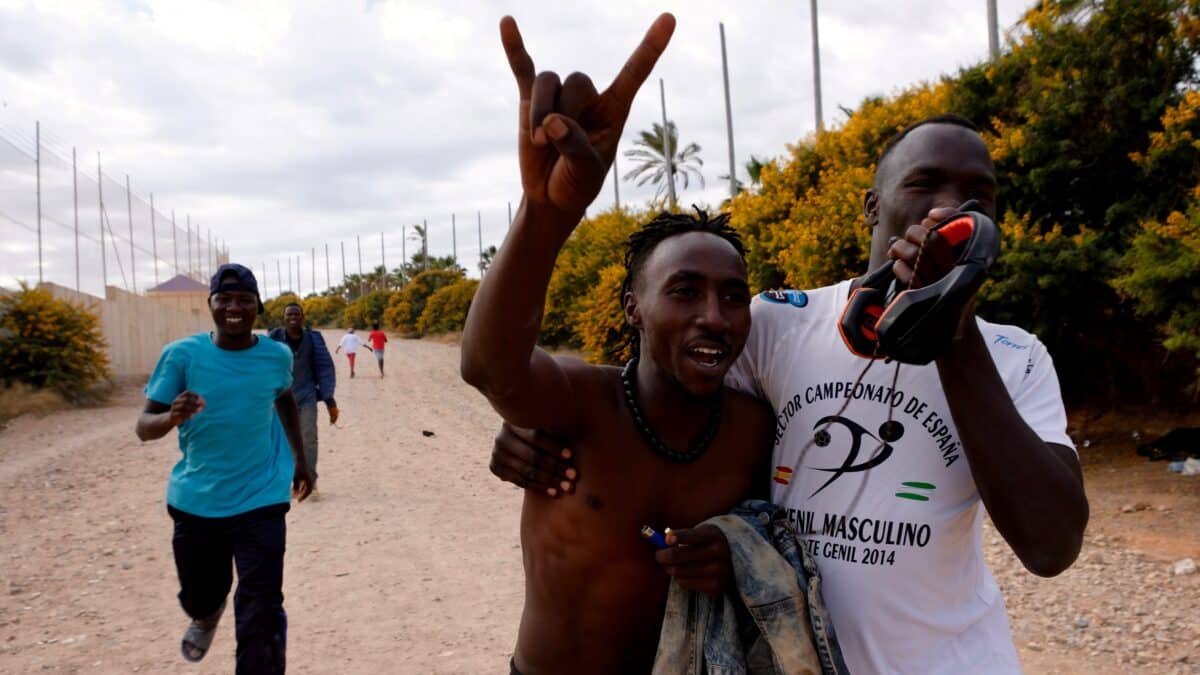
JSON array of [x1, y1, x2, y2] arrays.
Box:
[[719, 154, 770, 195], [408, 224, 429, 272], [479, 245, 497, 275], [622, 121, 704, 207], [745, 155, 767, 187]]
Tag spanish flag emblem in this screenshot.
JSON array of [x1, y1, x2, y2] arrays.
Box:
[[773, 465, 794, 485]]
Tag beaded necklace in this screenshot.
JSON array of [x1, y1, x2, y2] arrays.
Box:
[[620, 356, 722, 463]]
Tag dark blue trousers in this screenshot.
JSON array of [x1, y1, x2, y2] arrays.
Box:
[[169, 503, 289, 675]]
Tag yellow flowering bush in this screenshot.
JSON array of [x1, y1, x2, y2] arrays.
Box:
[[302, 294, 347, 328], [729, 83, 948, 291], [541, 207, 645, 348], [573, 264, 633, 364], [417, 278, 479, 336], [383, 269, 463, 334], [343, 289, 394, 330], [0, 284, 110, 399], [1115, 200, 1200, 375]]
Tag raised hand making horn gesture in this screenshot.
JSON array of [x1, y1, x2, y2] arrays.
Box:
[[500, 13, 675, 221]]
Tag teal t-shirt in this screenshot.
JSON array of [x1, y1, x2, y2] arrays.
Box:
[[145, 333, 295, 517]]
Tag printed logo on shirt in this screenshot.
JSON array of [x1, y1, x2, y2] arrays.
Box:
[[775, 379, 964, 488], [808, 415, 901, 497], [895, 481, 936, 502], [773, 465, 794, 485], [760, 289, 809, 308], [993, 335, 1029, 350], [774, 381, 974, 569]]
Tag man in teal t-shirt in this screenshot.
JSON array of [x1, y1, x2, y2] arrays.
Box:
[[136, 263, 314, 674]]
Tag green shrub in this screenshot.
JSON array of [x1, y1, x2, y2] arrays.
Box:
[[0, 284, 110, 399], [417, 278, 480, 336]]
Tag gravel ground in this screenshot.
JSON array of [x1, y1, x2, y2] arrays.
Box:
[[1, 338, 1197, 673]]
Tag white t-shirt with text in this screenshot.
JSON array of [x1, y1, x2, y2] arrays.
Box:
[[726, 281, 1073, 675]]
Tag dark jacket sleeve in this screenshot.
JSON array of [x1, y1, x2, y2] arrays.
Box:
[[268, 327, 285, 342], [310, 330, 337, 403]]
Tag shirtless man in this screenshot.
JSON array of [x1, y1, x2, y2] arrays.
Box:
[[459, 14, 774, 674]]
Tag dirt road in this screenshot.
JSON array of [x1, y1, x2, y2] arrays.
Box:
[[1, 338, 1197, 673]]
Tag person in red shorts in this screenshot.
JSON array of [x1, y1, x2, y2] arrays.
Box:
[[335, 328, 363, 378], [366, 324, 388, 377]]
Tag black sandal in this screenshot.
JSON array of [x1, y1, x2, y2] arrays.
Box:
[[181, 600, 225, 662]]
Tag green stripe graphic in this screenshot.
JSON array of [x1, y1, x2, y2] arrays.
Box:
[[895, 492, 930, 501]]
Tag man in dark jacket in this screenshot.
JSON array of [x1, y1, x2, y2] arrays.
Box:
[[270, 303, 338, 493]]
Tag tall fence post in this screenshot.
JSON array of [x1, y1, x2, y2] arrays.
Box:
[[325, 243, 331, 293], [659, 78, 677, 209], [35, 122, 43, 284], [126, 175, 136, 293], [72, 146, 80, 292], [171, 210, 179, 277], [186, 215, 192, 279], [150, 193, 159, 287], [720, 22, 738, 200], [356, 235, 364, 297], [98, 153, 107, 291]]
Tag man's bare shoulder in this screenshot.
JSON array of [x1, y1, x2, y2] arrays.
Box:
[[724, 386, 773, 417], [548, 354, 624, 413], [723, 387, 775, 448], [551, 353, 619, 384]]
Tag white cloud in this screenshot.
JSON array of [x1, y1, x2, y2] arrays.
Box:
[[0, 0, 1032, 295]]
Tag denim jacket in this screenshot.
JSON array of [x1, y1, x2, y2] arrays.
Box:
[[652, 500, 849, 675]]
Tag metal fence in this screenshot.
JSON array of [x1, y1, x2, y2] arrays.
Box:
[[0, 121, 228, 298], [1, 121, 512, 303], [258, 208, 509, 302]]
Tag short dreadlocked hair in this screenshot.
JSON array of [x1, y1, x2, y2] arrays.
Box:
[[875, 113, 980, 181], [620, 207, 746, 303]]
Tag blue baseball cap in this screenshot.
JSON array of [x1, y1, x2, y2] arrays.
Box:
[[209, 263, 265, 312]]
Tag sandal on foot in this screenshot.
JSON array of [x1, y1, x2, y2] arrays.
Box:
[[181, 600, 226, 662]]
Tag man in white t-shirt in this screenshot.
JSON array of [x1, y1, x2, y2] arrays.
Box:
[[489, 115, 1089, 674], [334, 328, 365, 379]]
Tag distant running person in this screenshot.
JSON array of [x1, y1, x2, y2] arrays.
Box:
[[335, 328, 363, 378], [367, 324, 388, 377], [135, 263, 313, 673]]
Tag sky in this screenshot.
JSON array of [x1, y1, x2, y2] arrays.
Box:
[[0, 0, 1031, 298]]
